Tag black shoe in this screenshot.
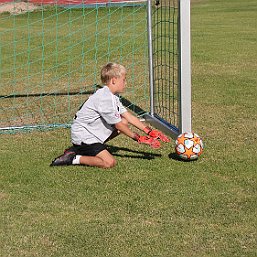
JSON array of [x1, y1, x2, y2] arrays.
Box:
[[50, 150, 76, 166]]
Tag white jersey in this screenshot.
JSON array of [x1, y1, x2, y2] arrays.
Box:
[[71, 86, 127, 145]]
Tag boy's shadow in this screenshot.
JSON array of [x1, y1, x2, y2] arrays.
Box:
[[107, 145, 162, 160]]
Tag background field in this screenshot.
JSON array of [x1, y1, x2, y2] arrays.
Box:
[[1, 0, 257, 256], [0, 3, 150, 129]]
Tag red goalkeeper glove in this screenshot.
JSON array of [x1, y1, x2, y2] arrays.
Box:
[[133, 133, 161, 149], [143, 127, 170, 143]]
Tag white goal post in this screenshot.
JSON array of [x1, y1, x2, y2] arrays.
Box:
[[144, 0, 192, 139]]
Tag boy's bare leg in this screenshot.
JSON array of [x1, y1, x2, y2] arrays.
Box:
[[78, 118, 128, 168], [79, 150, 116, 168]]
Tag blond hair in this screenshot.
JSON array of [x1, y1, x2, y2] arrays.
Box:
[[100, 62, 126, 84]]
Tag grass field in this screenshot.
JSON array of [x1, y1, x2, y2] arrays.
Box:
[[1, 0, 257, 256]]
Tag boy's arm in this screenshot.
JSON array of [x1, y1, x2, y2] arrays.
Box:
[[115, 118, 138, 141], [114, 119, 138, 140], [121, 111, 170, 143], [114, 120, 161, 149], [121, 111, 146, 131]]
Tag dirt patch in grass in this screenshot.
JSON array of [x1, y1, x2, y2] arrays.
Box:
[[0, 2, 40, 15]]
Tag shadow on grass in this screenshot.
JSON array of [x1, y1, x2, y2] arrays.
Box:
[[168, 152, 198, 162], [107, 145, 162, 160]]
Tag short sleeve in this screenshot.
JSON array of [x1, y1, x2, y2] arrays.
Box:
[[118, 100, 127, 114], [98, 94, 122, 124]]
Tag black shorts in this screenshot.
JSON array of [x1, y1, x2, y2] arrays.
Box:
[[73, 143, 106, 156]]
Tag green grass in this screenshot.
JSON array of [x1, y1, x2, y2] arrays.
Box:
[[1, 0, 257, 256]]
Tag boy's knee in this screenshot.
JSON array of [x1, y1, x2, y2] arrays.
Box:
[[103, 158, 116, 168]]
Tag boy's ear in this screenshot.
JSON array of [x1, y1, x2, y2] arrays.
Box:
[[111, 77, 116, 85]]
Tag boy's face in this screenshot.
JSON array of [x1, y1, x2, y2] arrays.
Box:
[[113, 73, 127, 93]]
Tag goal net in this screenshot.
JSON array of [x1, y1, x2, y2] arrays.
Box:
[[0, 0, 191, 137]]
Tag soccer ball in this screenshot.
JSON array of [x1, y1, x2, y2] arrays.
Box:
[[175, 132, 204, 161]]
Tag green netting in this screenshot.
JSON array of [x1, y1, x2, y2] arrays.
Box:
[[0, 0, 182, 135], [0, 1, 149, 132]]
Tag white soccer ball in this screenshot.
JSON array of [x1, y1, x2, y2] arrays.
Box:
[[175, 132, 204, 161]]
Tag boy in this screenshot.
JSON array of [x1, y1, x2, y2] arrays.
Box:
[[50, 62, 169, 168]]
